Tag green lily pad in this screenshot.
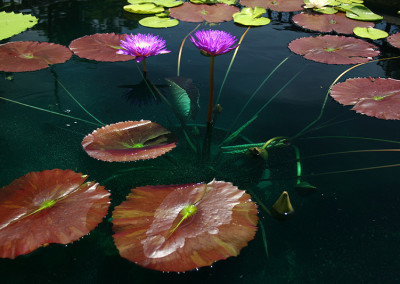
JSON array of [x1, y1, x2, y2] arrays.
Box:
[[336, 0, 363, 3], [0, 12, 38, 40], [233, 7, 270, 26], [189, 0, 217, 3], [341, 4, 383, 21], [124, 3, 165, 14], [128, 0, 154, 3], [139, 16, 179, 28], [314, 7, 338, 14], [353, 27, 388, 40]]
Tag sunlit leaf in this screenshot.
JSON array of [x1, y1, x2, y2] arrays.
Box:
[[314, 7, 338, 14], [341, 4, 383, 21], [139, 16, 179, 28], [353, 27, 388, 40], [124, 3, 165, 14], [233, 7, 270, 26], [0, 12, 38, 40]]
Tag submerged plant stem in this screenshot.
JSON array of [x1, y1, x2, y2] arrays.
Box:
[[0, 96, 102, 127], [207, 56, 215, 124]]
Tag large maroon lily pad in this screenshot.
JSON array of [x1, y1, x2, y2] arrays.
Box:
[[112, 180, 258, 272], [0, 41, 72, 72], [292, 12, 374, 34], [240, 0, 303, 12], [170, 3, 239, 23], [69, 33, 134, 62], [0, 169, 110, 259], [330, 77, 400, 120], [288, 35, 380, 64], [387, 32, 400, 49], [82, 120, 177, 162]]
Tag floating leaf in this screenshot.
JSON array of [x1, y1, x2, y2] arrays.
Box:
[[0, 12, 38, 40], [288, 35, 379, 64], [240, 0, 304, 12], [69, 33, 134, 62], [330, 77, 400, 120], [165, 77, 200, 120], [128, 0, 183, 7], [82, 120, 177, 162], [342, 4, 383, 21], [170, 2, 239, 23], [387, 32, 400, 49], [314, 7, 338, 14], [0, 169, 110, 259], [139, 16, 179, 28], [112, 180, 258, 272], [353, 27, 388, 40], [233, 7, 271, 26], [124, 3, 165, 14], [292, 12, 373, 34], [0, 41, 72, 72]]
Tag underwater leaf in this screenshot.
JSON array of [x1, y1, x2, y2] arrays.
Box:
[[387, 32, 400, 49], [165, 77, 200, 120], [170, 2, 239, 23], [288, 35, 379, 64], [330, 77, 400, 120], [69, 33, 134, 62], [0, 41, 72, 72], [139, 16, 179, 28], [124, 3, 165, 14], [353, 27, 388, 40], [0, 11, 38, 40], [292, 12, 373, 34], [0, 169, 110, 259], [343, 4, 383, 21], [233, 7, 271, 26], [112, 180, 258, 272], [240, 0, 304, 12], [82, 120, 177, 162]]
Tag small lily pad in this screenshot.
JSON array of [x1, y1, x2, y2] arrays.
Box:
[[233, 7, 270, 26], [314, 7, 338, 14], [387, 32, 400, 49], [0, 12, 38, 40], [342, 4, 383, 21], [124, 3, 165, 14], [353, 27, 388, 40], [139, 16, 179, 28]]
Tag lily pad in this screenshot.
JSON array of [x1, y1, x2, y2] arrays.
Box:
[[233, 7, 271, 26], [124, 3, 165, 14], [240, 0, 304, 12], [170, 2, 239, 23], [342, 4, 383, 21], [0, 41, 72, 72], [0, 12, 38, 41], [139, 16, 179, 28], [128, 0, 183, 7], [0, 169, 110, 259], [353, 27, 388, 40], [387, 32, 400, 49], [288, 35, 379, 64], [81, 120, 177, 162], [69, 33, 134, 62], [112, 180, 258, 272], [330, 77, 400, 120], [292, 12, 374, 34]]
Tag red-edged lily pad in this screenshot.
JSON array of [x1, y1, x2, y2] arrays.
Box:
[[69, 33, 134, 62], [0, 41, 72, 72], [169, 3, 239, 23], [330, 77, 400, 120], [240, 0, 304, 12], [0, 169, 110, 259], [112, 180, 258, 272], [292, 12, 374, 34], [387, 32, 400, 49], [82, 120, 177, 162], [288, 35, 379, 64]]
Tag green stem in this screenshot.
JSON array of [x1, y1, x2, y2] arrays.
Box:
[[300, 135, 400, 145], [48, 68, 105, 125], [207, 56, 215, 124], [177, 23, 201, 77], [259, 221, 269, 260], [0, 96, 102, 127], [216, 26, 251, 105], [296, 148, 400, 161]]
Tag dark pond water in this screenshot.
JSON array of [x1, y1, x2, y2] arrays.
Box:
[[1, 0, 400, 283]]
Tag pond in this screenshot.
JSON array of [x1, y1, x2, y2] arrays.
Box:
[[1, 0, 400, 283]]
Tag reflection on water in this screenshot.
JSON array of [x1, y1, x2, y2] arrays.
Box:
[[1, 0, 400, 283]]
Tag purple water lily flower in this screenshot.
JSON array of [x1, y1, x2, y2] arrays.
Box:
[[189, 29, 238, 57], [117, 33, 170, 63]]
